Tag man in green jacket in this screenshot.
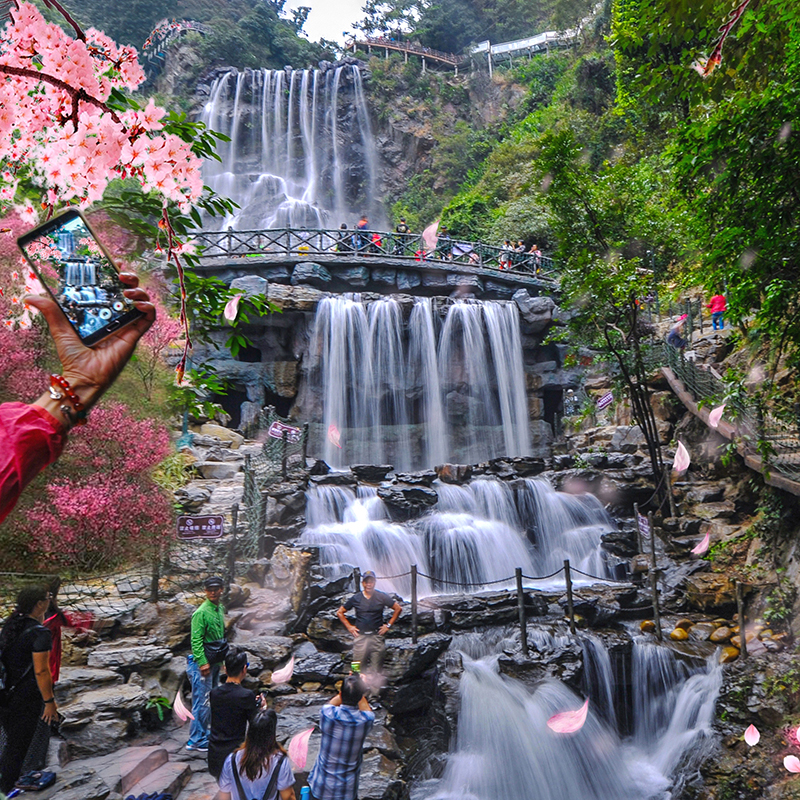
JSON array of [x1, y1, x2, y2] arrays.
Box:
[[186, 576, 226, 752]]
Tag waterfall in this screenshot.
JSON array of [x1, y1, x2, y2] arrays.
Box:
[[199, 65, 382, 230], [310, 296, 532, 470], [300, 477, 615, 595], [422, 641, 721, 800]]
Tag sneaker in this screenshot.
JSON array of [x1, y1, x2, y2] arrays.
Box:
[[185, 743, 208, 752]]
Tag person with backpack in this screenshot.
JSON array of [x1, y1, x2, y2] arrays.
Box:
[[0, 585, 56, 794], [209, 647, 265, 779], [217, 709, 296, 800]]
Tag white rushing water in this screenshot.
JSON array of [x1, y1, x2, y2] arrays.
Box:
[[199, 65, 383, 229], [419, 637, 720, 800], [300, 477, 615, 596], [309, 296, 532, 471]]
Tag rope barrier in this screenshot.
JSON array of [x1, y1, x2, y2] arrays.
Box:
[[374, 565, 629, 588], [568, 566, 631, 584], [372, 571, 413, 581]]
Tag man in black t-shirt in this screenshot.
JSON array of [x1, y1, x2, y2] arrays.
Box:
[[337, 571, 401, 696], [208, 647, 263, 778]]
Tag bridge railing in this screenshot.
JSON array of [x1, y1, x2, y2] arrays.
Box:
[[192, 227, 558, 280]]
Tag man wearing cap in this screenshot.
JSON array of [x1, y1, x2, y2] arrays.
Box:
[[336, 571, 401, 694], [186, 576, 227, 752]]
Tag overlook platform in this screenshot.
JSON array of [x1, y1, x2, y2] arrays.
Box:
[[194, 227, 560, 300]]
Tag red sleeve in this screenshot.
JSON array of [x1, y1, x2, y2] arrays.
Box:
[[0, 402, 66, 524]]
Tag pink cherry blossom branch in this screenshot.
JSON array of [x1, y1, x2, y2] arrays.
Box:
[[40, 0, 85, 41], [0, 64, 122, 126]]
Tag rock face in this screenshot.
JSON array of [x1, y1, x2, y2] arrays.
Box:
[[378, 484, 438, 520], [513, 290, 556, 332], [291, 261, 332, 287]]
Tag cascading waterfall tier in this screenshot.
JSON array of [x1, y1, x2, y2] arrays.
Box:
[[199, 64, 382, 229], [417, 635, 720, 800], [308, 296, 532, 471], [300, 477, 614, 596]]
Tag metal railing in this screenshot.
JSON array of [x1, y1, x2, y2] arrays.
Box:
[[193, 227, 558, 281], [352, 37, 468, 66], [657, 341, 800, 483]]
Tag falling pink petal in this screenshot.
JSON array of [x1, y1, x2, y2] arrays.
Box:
[[223, 293, 244, 323], [673, 441, 691, 473], [547, 697, 589, 734], [271, 654, 295, 684], [691, 531, 711, 556], [785, 755, 800, 773], [288, 726, 315, 770], [677, 314, 688, 322], [422, 220, 439, 252], [328, 424, 342, 449], [173, 688, 194, 723], [708, 404, 726, 429], [744, 724, 760, 746]]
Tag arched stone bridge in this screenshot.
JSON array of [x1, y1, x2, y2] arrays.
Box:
[[193, 227, 560, 301]]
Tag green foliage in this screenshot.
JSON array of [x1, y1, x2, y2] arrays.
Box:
[[763, 570, 797, 630], [152, 452, 197, 495], [763, 663, 800, 703], [169, 366, 229, 421], [145, 695, 173, 721]]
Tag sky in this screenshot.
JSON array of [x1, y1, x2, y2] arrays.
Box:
[[284, 0, 365, 46]]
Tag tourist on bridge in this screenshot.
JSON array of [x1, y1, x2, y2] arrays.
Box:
[[186, 575, 227, 753], [306, 675, 373, 800], [528, 243, 542, 273], [0, 585, 57, 794], [666, 315, 689, 351], [706, 291, 727, 330], [336, 223, 352, 253], [356, 215, 369, 254], [394, 217, 410, 255], [217, 709, 296, 800], [499, 239, 513, 269], [336, 571, 401, 696]]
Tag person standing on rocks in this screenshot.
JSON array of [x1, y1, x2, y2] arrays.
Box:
[[307, 675, 374, 800], [208, 646, 264, 778], [336, 571, 401, 696], [186, 576, 227, 753], [0, 585, 57, 795]]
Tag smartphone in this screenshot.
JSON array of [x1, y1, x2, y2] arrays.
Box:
[[17, 209, 143, 346]]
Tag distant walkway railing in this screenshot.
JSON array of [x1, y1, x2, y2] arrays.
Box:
[[350, 37, 467, 67], [194, 227, 558, 280], [656, 341, 800, 491]]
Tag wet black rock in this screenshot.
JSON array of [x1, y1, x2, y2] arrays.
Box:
[[309, 459, 330, 475], [292, 641, 347, 683], [382, 633, 452, 682], [310, 471, 356, 486], [378, 484, 438, 520], [351, 464, 394, 482], [393, 470, 437, 486], [601, 529, 639, 557], [291, 262, 332, 288]]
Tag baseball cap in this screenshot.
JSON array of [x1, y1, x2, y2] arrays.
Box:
[[204, 576, 225, 589], [361, 570, 377, 581]]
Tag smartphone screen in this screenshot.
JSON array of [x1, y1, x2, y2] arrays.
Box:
[[17, 210, 142, 346]]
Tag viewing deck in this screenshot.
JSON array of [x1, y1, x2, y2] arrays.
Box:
[[193, 227, 559, 300]]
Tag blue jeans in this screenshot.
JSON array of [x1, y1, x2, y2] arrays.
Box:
[[712, 311, 724, 330], [187, 654, 220, 747]]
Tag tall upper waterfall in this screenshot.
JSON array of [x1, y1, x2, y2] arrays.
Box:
[[308, 296, 532, 470], [199, 64, 382, 229]]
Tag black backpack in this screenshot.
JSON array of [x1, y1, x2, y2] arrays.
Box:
[[230, 753, 286, 800], [0, 626, 36, 707]]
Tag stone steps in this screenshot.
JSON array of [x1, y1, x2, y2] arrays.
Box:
[[96, 745, 169, 794], [128, 760, 193, 798]]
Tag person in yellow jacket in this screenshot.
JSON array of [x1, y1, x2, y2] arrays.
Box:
[[186, 576, 226, 752]]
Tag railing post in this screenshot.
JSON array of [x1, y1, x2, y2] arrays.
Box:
[[281, 429, 288, 479], [411, 565, 418, 645], [516, 567, 529, 656], [150, 555, 160, 604], [301, 422, 309, 467], [736, 581, 748, 659], [648, 512, 662, 641], [563, 560, 576, 635], [227, 503, 239, 587]]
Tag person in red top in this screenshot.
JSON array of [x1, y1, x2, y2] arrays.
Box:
[[707, 292, 727, 330], [0, 272, 155, 525]]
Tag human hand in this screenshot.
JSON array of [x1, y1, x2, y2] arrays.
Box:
[[378, 624, 390, 636], [200, 663, 211, 677], [41, 700, 58, 724], [26, 272, 155, 409], [349, 625, 360, 639]]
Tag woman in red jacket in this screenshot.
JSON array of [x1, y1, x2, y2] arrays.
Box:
[[707, 293, 727, 330], [0, 272, 154, 524]]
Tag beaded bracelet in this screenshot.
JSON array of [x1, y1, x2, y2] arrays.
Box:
[[49, 374, 88, 426]]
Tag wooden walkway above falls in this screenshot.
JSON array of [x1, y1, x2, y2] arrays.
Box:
[[193, 227, 561, 301]]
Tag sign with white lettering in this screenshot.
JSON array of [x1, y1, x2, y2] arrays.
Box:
[[267, 421, 302, 443], [637, 513, 650, 539], [177, 515, 225, 540], [596, 391, 614, 410]]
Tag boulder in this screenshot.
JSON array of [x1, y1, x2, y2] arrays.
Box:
[[266, 282, 322, 312], [198, 424, 244, 449], [87, 640, 172, 671], [393, 470, 437, 487], [292, 643, 347, 683], [61, 683, 149, 723], [710, 626, 733, 643], [378, 485, 438, 520], [230, 275, 268, 296], [371, 268, 397, 287], [720, 646, 739, 663], [434, 464, 473, 484], [685, 574, 737, 612], [291, 262, 332, 288], [351, 464, 394, 483], [119, 601, 194, 649], [37, 766, 111, 800], [233, 634, 293, 667], [198, 460, 241, 480], [266, 545, 312, 613], [512, 290, 555, 332], [689, 622, 717, 642], [309, 459, 331, 476], [396, 270, 421, 291], [337, 266, 370, 287], [357, 750, 405, 800], [670, 628, 689, 641], [381, 633, 452, 682], [55, 668, 123, 705]]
